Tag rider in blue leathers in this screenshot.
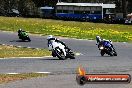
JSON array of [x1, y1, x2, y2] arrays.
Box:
[[96, 36, 113, 51]]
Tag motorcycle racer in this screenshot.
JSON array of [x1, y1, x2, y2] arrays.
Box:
[[17, 28, 31, 41], [47, 35, 67, 48], [18, 28, 25, 36], [96, 36, 113, 51], [47, 35, 71, 57]]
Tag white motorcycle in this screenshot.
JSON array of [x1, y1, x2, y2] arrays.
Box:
[[48, 40, 75, 60]]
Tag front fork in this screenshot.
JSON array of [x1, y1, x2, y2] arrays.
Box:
[[61, 48, 67, 56]]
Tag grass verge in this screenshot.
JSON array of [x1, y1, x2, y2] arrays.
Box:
[[0, 73, 47, 84], [0, 16, 132, 42], [0, 45, 51, 58]]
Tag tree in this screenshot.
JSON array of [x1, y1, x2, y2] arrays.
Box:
[[32, 0, 45, 7], [18, 0, 38, 17], [0, 0, 18, 16], [32, 0, 58, 7], [122, 0, 127, 17]]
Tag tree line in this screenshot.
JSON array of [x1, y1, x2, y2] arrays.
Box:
[[0, 0, 131, 17]]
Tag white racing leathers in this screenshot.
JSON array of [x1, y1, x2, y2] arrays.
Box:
[[48, 40, 66, 56]]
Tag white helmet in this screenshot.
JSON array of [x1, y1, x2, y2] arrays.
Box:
[[19, 28, 22, 31], [47, 35, 53, 40], [102, 39, 106, 41]]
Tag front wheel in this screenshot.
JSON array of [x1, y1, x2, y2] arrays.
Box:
[[100, 50, 105, 56]]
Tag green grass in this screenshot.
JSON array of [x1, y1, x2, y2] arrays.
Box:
[[0, 16, 132, 42], [0, 73, 47, 84], [0, 45, 51, 58]]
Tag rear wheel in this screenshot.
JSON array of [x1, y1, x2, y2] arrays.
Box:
[[112, 47, 117, 56], [69, 53, 75, 59], [28, 38, 31, 42], [108, 51, 114, 56], [66, 49, 75, 59], [108, 47, 114, 56], [68, 51, 75, 59], [27, 36, 31, 42], [113, 53, 117, 56], [113, 51, 117, 56], [21, 38, 25, 41]]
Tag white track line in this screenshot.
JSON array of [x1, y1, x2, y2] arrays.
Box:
[[0, 52, 82, 59], [35, 72, 51, 74], [6, 73, 19, 74], [0, 56, 52, 59], [4, 72, 51, 74]]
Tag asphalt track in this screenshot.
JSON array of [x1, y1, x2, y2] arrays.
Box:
[[0, 31, 132, 88]]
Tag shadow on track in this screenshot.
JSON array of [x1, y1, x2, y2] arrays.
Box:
[[10, 40, 30, 42], [81, 55, 114, 57], [39, 58, 73, 61], [39, 58, 61, 61]]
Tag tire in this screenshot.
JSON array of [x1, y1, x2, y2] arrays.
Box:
[[109, 49, 117, 56], [101, 50, 105, 56], [21, 38, 25, 41], [54, 47, 66, 60], [114, 53, 117, 56], [113, 51, 117, 56], [28, 38, 31, 42], [27, 36, 31, 42], [68, 52, 75, 59], [69, 55, 75, 59], [19, 36, 21, 39], [112, 47, 117, 56], [108, 47, 114, 56], [108, 51, 114, 56], [65, 48, 75, 59], [70, 56, 75, 59]]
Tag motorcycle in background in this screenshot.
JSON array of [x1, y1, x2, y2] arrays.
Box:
[[18, 31, 31, 42], [98, 41, 117, 56]]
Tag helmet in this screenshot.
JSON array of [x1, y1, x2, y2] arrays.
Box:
[[47, 35, 53, 40], [109, 40, 112, 44], [102, 39, 106, 41], [18, 28, 22, 33], [96, 36, 101, 43], [19, 28, 22, 31]]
